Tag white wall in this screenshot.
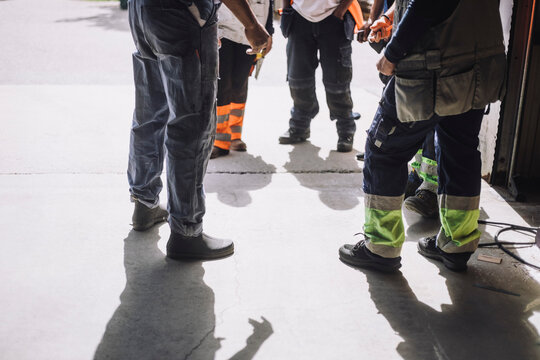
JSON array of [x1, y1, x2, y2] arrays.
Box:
[[479, 0, 514, 177]]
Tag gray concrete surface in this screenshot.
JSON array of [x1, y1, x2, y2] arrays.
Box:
[[1, 1, 540, 359]]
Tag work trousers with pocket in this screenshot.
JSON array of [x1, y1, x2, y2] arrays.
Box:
[[281, 8, 356, 136], [363, 77, 484, 258], [127, 0, 218, 236]]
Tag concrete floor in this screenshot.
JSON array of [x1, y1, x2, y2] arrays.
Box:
[[1, 1, 540, 359]]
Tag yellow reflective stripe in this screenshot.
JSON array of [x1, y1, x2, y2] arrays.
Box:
[[440, 208, 481, 247], [230, 125, 242, 133], [422, 156, 437, 166], [364, 208, 405, 251]]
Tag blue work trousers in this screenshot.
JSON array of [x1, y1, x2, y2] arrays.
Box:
[[363, 76, 484, 257], [127, 0, 218, 236]]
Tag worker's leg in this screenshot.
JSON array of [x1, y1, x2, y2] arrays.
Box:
[[283, 12, 319, 138], [229, 41, 255, 145], [214, 38, 235, 153], [318, 15, 356, 142], [404, 130, 439, 218], [127, 1, 169, 209], [141, 4, 218, 236], [435, 109, 484, 253], [362, 78, 438, 257]]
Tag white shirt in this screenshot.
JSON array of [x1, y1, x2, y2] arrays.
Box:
[[292, 0, 341, 23]]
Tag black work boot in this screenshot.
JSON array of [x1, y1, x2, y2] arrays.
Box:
[[337, 134, 354, 152], [167, 232, 234, 261], [230, 139, 247, 151], [210, 146, 229, 159], [278, 128, 310, 144], [404, 171, 422, 199], [131, 199, 168, 231], [403, 189, 439, 218], [339, 240, 401, 273], [418, 236, 472, 272]]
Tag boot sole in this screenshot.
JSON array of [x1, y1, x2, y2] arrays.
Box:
[[279, 136, 309, 144], [339, 254, 401, 273], [132, 217, 168, 231], [167, 246, 234, 261], [417, 244, 467, 272]]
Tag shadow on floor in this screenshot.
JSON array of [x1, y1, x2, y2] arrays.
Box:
[[94, 228, 272, 359], [56, 3, 129, 32], [205, 152, 276, 208], [362, 265, 540, 360], [284, 142, 362, 210]]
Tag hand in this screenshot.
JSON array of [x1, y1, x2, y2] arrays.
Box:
[[357, 19, 373, 43], [368, 17, 392, 43], [244, 23, 270, 55], [261, 36, 273, 57], [248, 317, 273, 339], [332, 4, 348, 20], [376, 55, 395, 76]]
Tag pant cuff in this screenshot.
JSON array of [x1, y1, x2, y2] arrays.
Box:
[[130, 194, 159, 209], [436, 229, 479, 253], [170, 220, 203, 237], [365, 240, 402, 258]]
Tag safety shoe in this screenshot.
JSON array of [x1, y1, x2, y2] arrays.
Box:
[[210, 146, 229, 159], [339, 239, 402, 273], [230, 139, 247, 152], [337, 135, 354, 152], [404, 171, 422, 199], [131, 200, 168, 231], [167, 232, 234, 261], [278, 128, 310, 144], [418, 236, 472, 272], [403, 189, 438, 218]]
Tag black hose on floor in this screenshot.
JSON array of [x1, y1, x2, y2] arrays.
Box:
[[477, 220, 540, 271]]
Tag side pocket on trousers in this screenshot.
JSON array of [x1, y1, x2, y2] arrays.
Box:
[[280, 8, 295, 38]]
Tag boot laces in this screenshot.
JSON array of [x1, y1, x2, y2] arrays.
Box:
[[352, 232, 367, 251]]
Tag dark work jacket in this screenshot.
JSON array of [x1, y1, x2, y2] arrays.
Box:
[[392, 0, 506, 122]]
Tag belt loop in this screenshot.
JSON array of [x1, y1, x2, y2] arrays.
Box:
[[425, 50, 441, 70]]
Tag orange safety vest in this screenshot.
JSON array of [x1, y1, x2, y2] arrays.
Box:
[[286, 1, 364, 33]]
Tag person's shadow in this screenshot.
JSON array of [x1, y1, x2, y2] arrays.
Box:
[[56, 3, 129, 32], [284, 142, 362, 210], [361, 264, 540, 359], [94, 227, 273, 360], [205, 153, 276, 208]]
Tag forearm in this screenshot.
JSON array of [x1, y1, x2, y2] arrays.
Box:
[[222, 0, 260, 29], [368, 0, 385, 24]]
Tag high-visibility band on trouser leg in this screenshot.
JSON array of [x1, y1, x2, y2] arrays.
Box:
[[364, 194, 405, 258], [419, 156, 438, 185], [411, 149, 422, 172], [229, 103, 245, 140], [216, 105, 231, 149], [437, 194, 481, 253], [214, 132, 231, 150], [230, 125, 242, 140]]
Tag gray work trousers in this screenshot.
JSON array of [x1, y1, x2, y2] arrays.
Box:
[[127, 0, 218, 236]]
